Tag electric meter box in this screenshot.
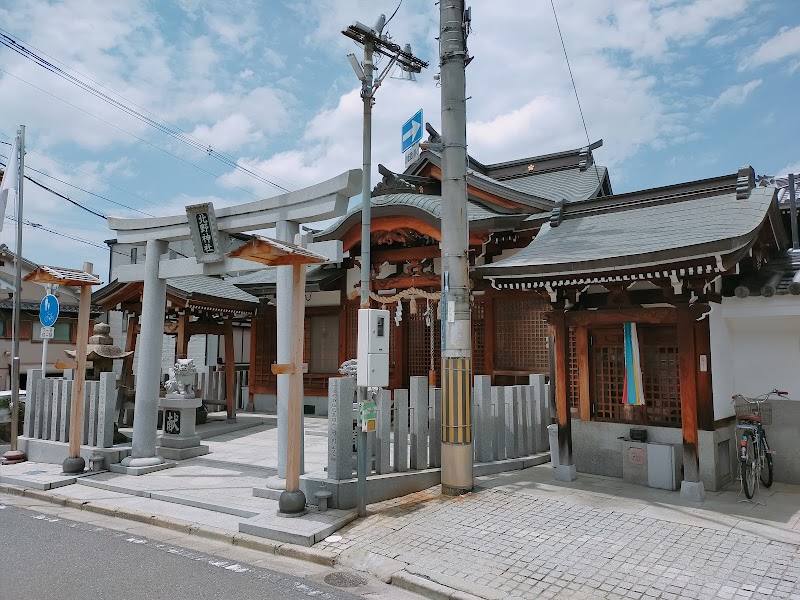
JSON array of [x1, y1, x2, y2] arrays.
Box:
[[357, 308, 389, 387]]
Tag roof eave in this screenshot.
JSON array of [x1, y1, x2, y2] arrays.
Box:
[[477, 236, 757, 280]]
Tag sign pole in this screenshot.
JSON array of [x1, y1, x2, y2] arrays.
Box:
[[40, 284, 53, 373]]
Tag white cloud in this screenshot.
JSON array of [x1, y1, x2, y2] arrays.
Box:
[[217, 0, 756, 199], [741, 25, 800, 69], [0, 0, 780, 272], [708, 79, 762, 112], [263, 48, 286, 70], [706, 32, 742, 47], [777, 161, 800, 177]]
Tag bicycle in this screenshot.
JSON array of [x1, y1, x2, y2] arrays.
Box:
[[732, 389, 785, 499]]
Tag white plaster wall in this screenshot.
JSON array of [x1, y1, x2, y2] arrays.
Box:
[[160, 333, 175, 374], [721, 297, 800, 402], [187, 334, 206, 366], [708, 303, 734, 420]]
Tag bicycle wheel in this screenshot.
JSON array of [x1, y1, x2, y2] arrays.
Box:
[[741, 436, 757, 499], [760, 436, 773, 488]]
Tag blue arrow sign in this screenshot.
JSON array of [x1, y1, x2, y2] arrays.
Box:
[[401, 109, 423, 153], [39, 294, 59, 327]]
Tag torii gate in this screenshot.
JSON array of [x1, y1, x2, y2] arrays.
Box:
[[107, 170, 360, 486]]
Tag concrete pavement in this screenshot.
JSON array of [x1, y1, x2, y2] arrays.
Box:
[[3, 412, 800, 600]]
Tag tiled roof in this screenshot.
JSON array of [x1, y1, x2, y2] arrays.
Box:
[[315, 193, 507, 239], [493, 165, 607, 204], [480, 186, 776, 278], [756, 175, 800, 208], [168, 276, 258, 304], [0, 301, 102, 316], [725, 250, 800, 297], [228, 265, 341, 289]]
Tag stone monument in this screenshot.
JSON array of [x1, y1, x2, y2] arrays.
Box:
[[156, 359, 209, 460]]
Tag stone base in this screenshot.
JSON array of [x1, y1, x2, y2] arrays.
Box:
[[156, 445, 209, 461], [299, 452, 552, 510], [1, 449, 26, 465], [679, 479, 706, 502], [19, 438, 131, 470], [110, 460, 176, 476], [554, 463, 578, 482], [157, 434, 202, 449], [278, 490, 307, 516], [241, 508, 357, 547], [62, 456, 86, 474], [253, 476, 286, 501]]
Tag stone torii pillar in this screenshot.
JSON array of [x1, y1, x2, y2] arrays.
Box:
[[120, 239, 169, 472], [107, 170, 359, 475]]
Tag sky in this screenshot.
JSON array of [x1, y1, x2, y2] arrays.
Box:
[[0, 0, 798, 279]]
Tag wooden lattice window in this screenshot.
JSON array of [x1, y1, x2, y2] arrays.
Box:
[[472, 301, 486, 376], [407, 309, 441, 387], [591, 334, 625, 422], [252, 305, 277, 391], [307, 314, 339, 374], [568, 327, 579, 411], [493, 296, 550, 373], [344, 299, 359, 362], [590, 325, 681, 427], [642, 337, 681, 427], [388, 306, 399, 388]]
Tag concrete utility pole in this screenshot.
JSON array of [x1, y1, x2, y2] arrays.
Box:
[[355, 23, 376, 521], [3, 126, 25, 465], [438, 0, 473, 496]]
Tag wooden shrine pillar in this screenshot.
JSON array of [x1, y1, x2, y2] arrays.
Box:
[[224, 316, 236, 421], [176, 312, 190, 359], [551, 309, 576, 481], [576, 325, 591, 421], [677, 303, 705, 500]]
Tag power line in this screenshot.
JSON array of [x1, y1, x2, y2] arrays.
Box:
[[24, 164, 154, 216], [0, 129, 160, 209], [0, 158, 155, 218], [0, 28, 296, 193], [3, 214, 127, 256], [550, 0, 603, 191], [0, 66, 266, 200]]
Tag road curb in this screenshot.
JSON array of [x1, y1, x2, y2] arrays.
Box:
[[392, 571, 468, 600], [22, 488, 66, 505], [232, 532, 281, 554], [0, 484, 337, 568], [277, 544, 336, 567]]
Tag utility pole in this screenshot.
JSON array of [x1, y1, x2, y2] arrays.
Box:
[[438, 1, 473, 495], [342, 15, 427, 517], [3, 126, 26, 465], [355, 21, 376, 521]]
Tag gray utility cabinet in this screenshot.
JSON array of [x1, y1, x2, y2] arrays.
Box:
[[621, 439, 682, 491], [646, 442, 681, 490]]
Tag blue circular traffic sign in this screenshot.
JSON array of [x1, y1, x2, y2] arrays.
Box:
[[39, 294, 59, 327]]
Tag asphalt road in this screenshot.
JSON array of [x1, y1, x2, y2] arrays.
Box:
[[0, 504, 367, 600]]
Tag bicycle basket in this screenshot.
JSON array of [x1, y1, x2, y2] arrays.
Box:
[[733, 395, 772, 426]]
